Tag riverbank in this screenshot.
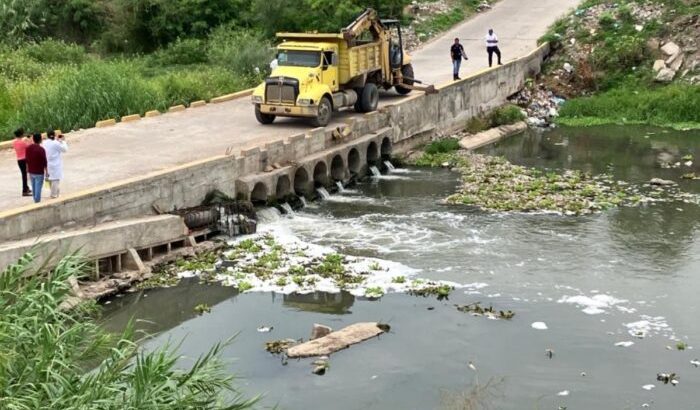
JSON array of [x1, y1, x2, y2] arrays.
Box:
[[516, 0, 700, 130]]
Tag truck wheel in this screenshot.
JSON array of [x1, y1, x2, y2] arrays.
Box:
[[395, 64, 414, 95], [358, 83, 379, 113], [255, 104, 275, 124], [311, 97, 332, 127]]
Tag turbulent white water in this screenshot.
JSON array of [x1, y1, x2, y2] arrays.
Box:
[[316, 187, 331, 200], [369, 166, 381, 177], [280, 203, 294, 215], [335, 181, 345, 192], [384, 161, 395, 171]]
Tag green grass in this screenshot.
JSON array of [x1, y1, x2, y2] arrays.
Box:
[[558, 84, 700, 129], [0, 253, 258, 408], [425, 138, 460, 154], [488, 104, 525, 127]]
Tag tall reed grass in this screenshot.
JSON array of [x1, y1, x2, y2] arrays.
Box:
[[0, 253, 258, 409]]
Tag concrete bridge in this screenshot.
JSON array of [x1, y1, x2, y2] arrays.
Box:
[[0, 0, 580, 272]]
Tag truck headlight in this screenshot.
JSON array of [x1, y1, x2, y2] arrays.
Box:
[[251, 95, 263, 104], [297, 98, 313, 106]]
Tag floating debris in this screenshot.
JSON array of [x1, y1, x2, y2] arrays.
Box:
[[265, 339, 297, 354], [615, 341, 635, 348], [468, 361, 477, 371], [287, 322, 389, 358], [656, 372, 679, 386], [455, 302, 515, 320], [194, 303, 211, 315], [311, 358, 330, 375], [557, 390, 570, 396], [409, 283, 453, 300], [531, 322, 548, 330], [676, 341, 688, 351], [642, 384, 655, 391], [545, 349, 555, 359], [257, 326, 273, 333], [690, 359, 699, 367]]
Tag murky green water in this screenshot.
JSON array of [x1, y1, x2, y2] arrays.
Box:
[[102, 125, 700, 409]]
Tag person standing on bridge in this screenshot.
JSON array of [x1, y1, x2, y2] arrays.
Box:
[[485, 29, 502, 67], [450, 37, 468, 81], [44, 130, 68, 199], [12, 128, 32, 197], [25, 133, 47, 203]]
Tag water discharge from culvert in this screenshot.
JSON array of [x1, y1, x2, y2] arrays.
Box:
[[299, 196, 307, 207], [370, 166, 381, 177], [335, 181, 345, 193], [256, 207, 282, 223], [280, 203, 294, 214], [384, 161, 395, 171], [316, 187, 331, 200]]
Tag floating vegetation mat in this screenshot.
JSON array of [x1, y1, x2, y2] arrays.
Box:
[[160, 233, 470, 298], [446, 153, 696, 215]]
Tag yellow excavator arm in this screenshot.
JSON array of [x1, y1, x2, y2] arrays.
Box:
[[341, 8, 383, 41]]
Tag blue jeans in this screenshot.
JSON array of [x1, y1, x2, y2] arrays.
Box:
[[29, 173, 44, 203], [452, 59, 461, 76]]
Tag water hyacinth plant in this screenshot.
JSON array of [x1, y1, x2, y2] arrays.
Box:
[[0, 253, 258, 409]]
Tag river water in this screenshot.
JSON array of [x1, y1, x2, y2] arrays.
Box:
[[103, 125, 700, 409]]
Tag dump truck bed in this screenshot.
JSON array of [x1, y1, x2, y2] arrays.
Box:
[[277, 33, 382, 85]]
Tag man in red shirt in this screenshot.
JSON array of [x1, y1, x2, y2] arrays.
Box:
[[12, 129, 31, 196], [25, 133, 48, 203]]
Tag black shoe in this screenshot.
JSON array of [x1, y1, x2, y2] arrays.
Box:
[[22, 192, 32, 197], [498, 62, 503, 65]]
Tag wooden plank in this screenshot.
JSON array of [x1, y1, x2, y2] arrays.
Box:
[[286, 322, 388, 358]]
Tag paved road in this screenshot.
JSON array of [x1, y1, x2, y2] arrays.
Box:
[[0, 0, 579, 213]]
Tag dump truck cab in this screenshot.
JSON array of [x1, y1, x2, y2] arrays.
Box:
[[252, 40, 340, 126], [252, 8, 432, 127]]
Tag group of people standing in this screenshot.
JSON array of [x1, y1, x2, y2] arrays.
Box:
[[450, 28, 503, 80], [12, 129, 68, 203]]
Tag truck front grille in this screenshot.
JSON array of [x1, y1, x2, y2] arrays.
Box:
[[264, 77, 299, 104]]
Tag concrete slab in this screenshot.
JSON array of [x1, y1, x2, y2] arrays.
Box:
[[0, 214, 187, 270]]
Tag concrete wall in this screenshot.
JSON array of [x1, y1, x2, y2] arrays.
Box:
[[0, 44, 549, 244]]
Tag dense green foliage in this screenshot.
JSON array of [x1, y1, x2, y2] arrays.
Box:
[[539, 0, 700, 128], [487, 104, 525, 127], [558, 84, 700, 129], [0, 253, 257, 409]]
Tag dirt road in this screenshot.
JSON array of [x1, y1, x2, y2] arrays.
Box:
[[0, 0, 579, 213]]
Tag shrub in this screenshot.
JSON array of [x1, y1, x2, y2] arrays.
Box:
[[150, 38, 208, 65], [488, 104, 525, 127], [425, 138, 460, 154], [21, 39, 88, 65], [153, 67, 245, 107], [208, 28, 274, 79], [0, 253, 258, 408], [0, 50, 46, 81]]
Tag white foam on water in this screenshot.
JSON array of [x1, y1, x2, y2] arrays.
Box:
[[624, 316, 672, 339], [370, 174, 413, 180], [557, 390, 570, 396], [558, 294, 628, 315], [531, 322, 548, 330], [642, 384, 655, 391]]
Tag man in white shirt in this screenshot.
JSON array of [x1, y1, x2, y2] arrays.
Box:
[[43, 130, 68, 198], [485, 29, 502, 67]]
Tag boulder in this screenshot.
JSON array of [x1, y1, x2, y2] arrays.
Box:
[[652, 59, 667, 72], [661, 41, 680, 56], [668, 54, 685, 71], [310, 323, 332, 340], [655, 68, 676, 83]]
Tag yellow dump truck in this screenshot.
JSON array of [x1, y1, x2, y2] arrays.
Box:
[[251, 8, 430, 127]]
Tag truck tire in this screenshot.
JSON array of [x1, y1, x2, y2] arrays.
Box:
[[357, 83, 379, 113], [311, 97, 332, 127], [395, 64, 414, 95], [255, 104, 275, 124]]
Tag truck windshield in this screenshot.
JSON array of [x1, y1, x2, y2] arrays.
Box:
[[277, 50, 321, 67]]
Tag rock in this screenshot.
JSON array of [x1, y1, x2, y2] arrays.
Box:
[[655, 68, 676, 82], [661, 41, 681, 56], [563, 62, 574, 73], [668, 54, 685, 71], [310, 323, 332, 340], [653, 59, 667, 72], [548, 107, 559, 117], [646, 38, 660, 52], [287, 322, 388, 358], [635, 24, 643, 32], [650, 178, 676, 186]]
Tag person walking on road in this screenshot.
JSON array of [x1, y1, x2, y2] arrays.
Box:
[[25, 133, 47, 203], [44, 130, 68, 198], [12, 128, 32, 197], [450, 38, 468, 80], [485, 28, 502, 67]]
